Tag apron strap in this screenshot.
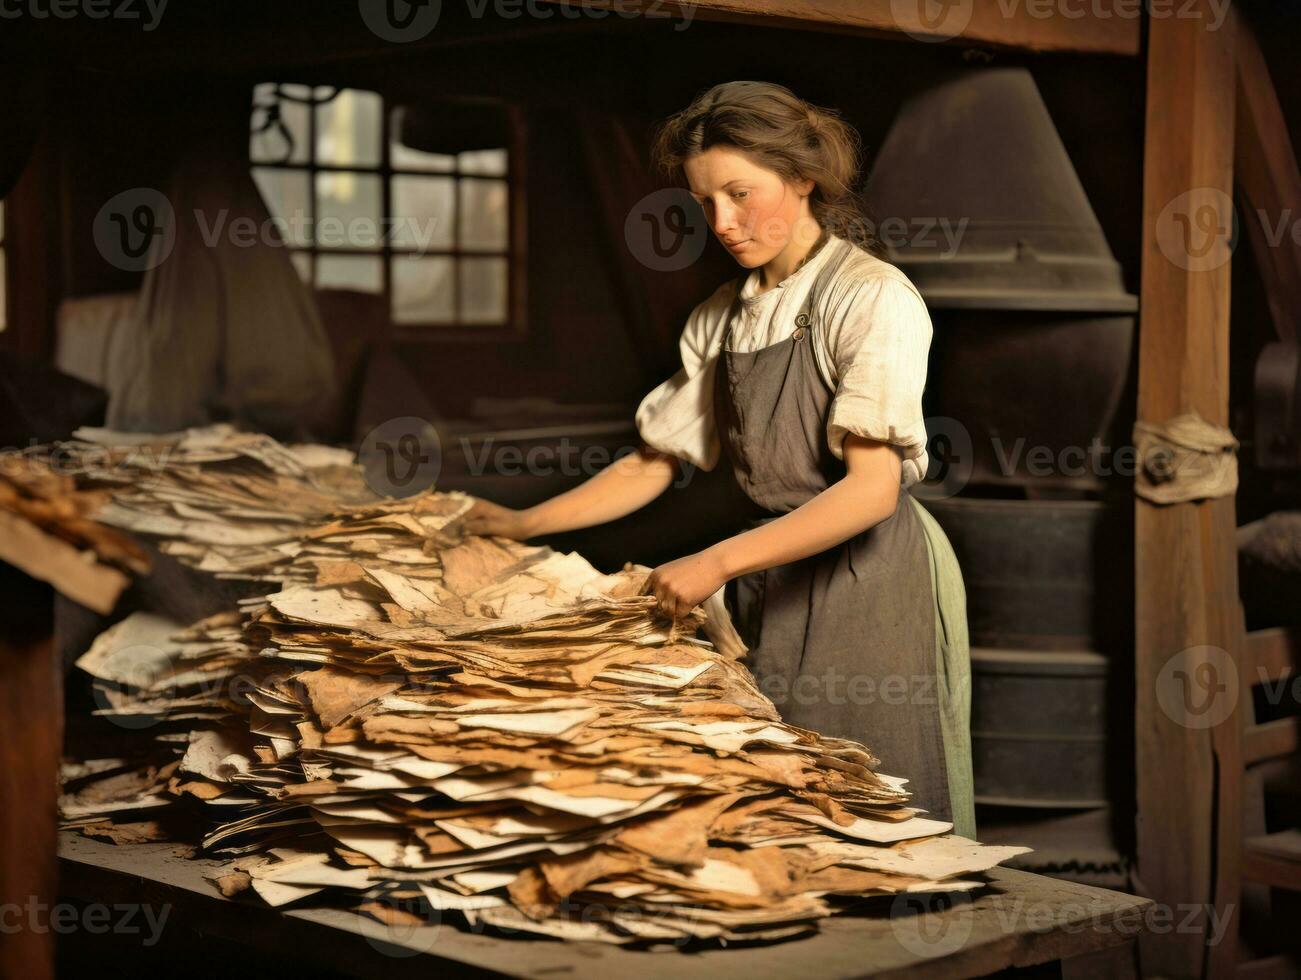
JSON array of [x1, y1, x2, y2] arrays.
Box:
[[798, 236, 858, 327], [719, 234, 858, 350]]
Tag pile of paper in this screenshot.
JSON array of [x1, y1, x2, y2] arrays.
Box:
[[61, 606, 267, 842], [57, 424, 371, 584], [0, 452, 149, 612], [196, 546, 1027, 944], [55, 425, 1029, 946], [75, 609, 254, 727]]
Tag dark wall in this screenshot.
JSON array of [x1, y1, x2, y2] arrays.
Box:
[[36, 10, 1146, 425]]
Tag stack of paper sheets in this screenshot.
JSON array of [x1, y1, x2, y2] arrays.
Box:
[[0, 452, 149, 612], [55, 426, 1028, 946], [58, 424, 372, 584]]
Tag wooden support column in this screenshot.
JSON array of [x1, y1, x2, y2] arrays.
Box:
[[1134, 4, 1240, 978], [0, 633, 60, 980]]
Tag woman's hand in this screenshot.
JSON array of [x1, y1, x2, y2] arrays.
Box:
[[461, 498, 539, 541], [642, 548, 729, 621]]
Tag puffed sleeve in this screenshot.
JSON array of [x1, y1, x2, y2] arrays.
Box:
[[633, 284, 734, 472], [822, 273, 933, 486]]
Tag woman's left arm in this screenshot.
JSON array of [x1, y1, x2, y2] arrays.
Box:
[[643, 433, 902, 619]]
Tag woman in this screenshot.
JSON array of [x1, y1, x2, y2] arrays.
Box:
[[465, 81, 975, 838]]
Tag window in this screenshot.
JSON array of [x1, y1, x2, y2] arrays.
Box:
[[250, 84, 522, 334]]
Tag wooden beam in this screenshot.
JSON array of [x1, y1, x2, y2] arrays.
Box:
[[1134, 3, 1240, 979], [1245, 626, 1300, 683], [0, 634, 60, 980], [1243, 717, 1301, 767], [538, 0, 1140, 54]]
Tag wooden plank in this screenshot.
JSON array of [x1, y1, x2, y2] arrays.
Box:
[[0, 636, 61, 980], [537, 0, 1140, 54], [58, 834, 1152, 979], [1237, 955, 1301, 980], [1133, 3, 1240, 978], [1246, 627, 1301, 684], [1242, 831, 1301, 891], [1243, 716, 1301, 766], [1234, 13, 1301, 344]]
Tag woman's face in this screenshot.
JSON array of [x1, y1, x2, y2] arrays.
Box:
[[684, 145, 816, 269]]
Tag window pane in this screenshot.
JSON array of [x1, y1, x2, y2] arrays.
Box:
[[316, 171, 382, 250], [391, 176, 454, 251], [315, 89, 382, 168], [252, 167, 312, 246], [459, 257, 508, 324], [289, 251, 312, 284], [389, 107, 456, 173], [392, 255, 454, 324], [250, 84, 310, 165], [458, 149, 507, 176], [283, 83, 318, 102], [317, 254, 382, 294], [458, 178, 508, 251]]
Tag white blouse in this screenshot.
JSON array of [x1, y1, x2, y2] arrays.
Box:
[[635, 235, 933, 487]]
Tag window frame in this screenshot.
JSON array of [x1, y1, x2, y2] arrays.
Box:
[[251, 87, 527, 342]]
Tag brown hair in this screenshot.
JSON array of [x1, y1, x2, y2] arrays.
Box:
[[652, 81, 880, 255]]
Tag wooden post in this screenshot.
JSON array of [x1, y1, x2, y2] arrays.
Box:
[[0, 633, 60, 980], [1134, 3, 1240, 978]]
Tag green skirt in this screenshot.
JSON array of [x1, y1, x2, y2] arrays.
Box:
[[908, 494, 977, 840]]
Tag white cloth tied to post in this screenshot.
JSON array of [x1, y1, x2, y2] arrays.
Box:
[[1133, 411, 1239, 505]]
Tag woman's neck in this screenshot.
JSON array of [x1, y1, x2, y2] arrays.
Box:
[[757, 217, 826, 292]]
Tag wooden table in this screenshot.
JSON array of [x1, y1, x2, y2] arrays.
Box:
[[59, 832, 1151, 979]]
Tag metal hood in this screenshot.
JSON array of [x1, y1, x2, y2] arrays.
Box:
[[865, 68, 1137, 313]]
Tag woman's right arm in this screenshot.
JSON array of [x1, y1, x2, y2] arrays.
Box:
[[465, 288, 726, 542], [460, 445, 678, 540]]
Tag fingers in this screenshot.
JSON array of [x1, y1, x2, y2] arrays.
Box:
[[461, 501, 519, 539], [643, 574, 685, 622], [640, 572, 668, 616]]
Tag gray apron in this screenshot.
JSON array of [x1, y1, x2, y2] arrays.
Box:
[[714, 245, 973, 833]]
